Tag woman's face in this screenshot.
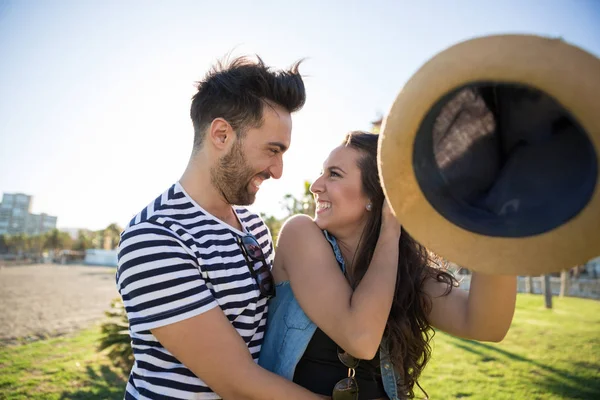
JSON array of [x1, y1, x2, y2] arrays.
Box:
[[310, 145, 371, 234]]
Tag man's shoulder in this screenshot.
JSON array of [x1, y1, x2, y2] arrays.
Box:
[[233, 205, 264, 224], [124, 183, 211, 231], [119, 184, 193, 246], [235, 206, 270, 235], [234, 206, 275, 256]]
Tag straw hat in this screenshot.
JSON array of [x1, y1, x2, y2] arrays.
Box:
[[379, 35, 600, 275]]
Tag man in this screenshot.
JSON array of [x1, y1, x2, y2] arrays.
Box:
[[116, 56, 320, 399]]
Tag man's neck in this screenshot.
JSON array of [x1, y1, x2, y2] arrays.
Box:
[[179, 155, 242, 231]]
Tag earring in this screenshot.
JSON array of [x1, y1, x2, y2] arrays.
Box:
[[366, 203, 373, 211]]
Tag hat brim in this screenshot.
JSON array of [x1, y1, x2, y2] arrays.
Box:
[[379, 35, 600, 275]]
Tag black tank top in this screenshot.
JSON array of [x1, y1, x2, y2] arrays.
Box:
[[293, 328, 387, 399]]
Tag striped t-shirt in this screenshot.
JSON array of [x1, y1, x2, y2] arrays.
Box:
[[116, 182, 273, 399]]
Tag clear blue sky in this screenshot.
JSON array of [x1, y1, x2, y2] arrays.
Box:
[[1, 0, 599, 231]]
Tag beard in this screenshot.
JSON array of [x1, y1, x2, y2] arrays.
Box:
[[210, 139, 267, 205]]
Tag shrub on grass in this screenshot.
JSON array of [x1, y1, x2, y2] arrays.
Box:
[[98, 298, 134, 373]]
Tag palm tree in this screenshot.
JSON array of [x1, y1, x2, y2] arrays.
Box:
[[44, 229, 62, 253], [301, 181, 316, 216], [559, 269, 569, 297], [29, 233, 46, 262], [281, 180, 315, 217], [260, 213, 283, 244], [525, 276, 534, 294], [542, 274, 553, 309], [103, 223, 123, 250], [371, 116, 383, 134], [91, 230, 104, 249], [72, 230, 94, 251], [98, 298, 133, 372], [44, 229, 72, 260], [0, 234, 9, 254], [11, 233, 28, 259]]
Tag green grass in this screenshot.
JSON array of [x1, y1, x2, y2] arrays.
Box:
[[0, 324, 126, 400], [419, 294, 600, 399], [0, 294, 598, 399]]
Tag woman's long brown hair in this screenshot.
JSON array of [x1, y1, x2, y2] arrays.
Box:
[[342, 131, 457, 398]]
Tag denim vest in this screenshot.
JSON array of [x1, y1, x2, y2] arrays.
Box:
[[258, 231, 403, 400]]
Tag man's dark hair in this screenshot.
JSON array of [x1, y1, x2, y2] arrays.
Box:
[[190, 55, 306, 149]]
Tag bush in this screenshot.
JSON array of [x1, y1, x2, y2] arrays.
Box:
[[98, 298, 134, 373]]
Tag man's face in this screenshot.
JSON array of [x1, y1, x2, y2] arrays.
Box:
[[211, 103, 292, 205]]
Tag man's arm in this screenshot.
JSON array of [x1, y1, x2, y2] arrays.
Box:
[[117, 221, 320, 400], [152, 307, 321, 400]]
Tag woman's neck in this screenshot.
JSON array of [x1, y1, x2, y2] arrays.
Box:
[[332, 222, 367, 276]]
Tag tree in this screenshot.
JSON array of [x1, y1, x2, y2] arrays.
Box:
[[73, 230, 94, 251], [371, 116, 383, 134], [11, 233, 28, 258], [525, 276, 534, 294], [559, 269, 569, 297], [542, 274, 553, 309], [91, 230, 104, 249], [0, 234, 9, 254], [280, 180, 315, 217], [260, 181, 316, 243], [260, 214, 283, 244], [29, 234, 46, 261], [103, 223, 123, 250], [98, 298, 133, 372], [44, 229, 72, 256]]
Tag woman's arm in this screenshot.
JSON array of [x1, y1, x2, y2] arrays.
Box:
[[425, 272, 517, 342], [275, 204, 400, 359]]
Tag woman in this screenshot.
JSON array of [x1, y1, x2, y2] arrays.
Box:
[[259, 131, 517, 399]]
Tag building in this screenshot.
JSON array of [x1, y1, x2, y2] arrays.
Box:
[[84, 248, 118, 267], [0, 192, 57, 236]]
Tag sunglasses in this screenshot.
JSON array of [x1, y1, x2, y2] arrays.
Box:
[[332, 347, 360, 400], [235, 234, 276, 299]]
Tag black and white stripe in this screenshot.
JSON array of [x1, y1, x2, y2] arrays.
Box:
[[116, 182, 273, 399]]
